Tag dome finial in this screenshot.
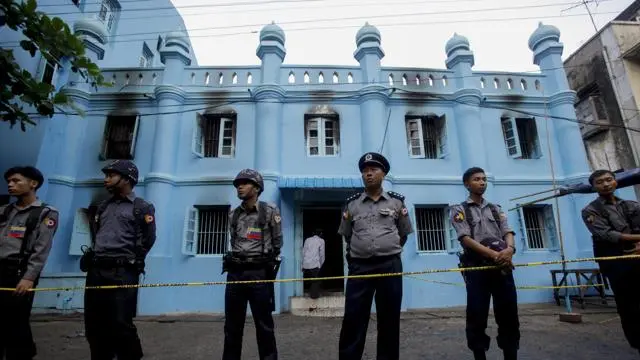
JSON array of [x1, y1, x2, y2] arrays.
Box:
[[260, 22, 286, 44], [528, 22, 560, 51], [445, 32, 470, 57], [355, 22, 381, 47]]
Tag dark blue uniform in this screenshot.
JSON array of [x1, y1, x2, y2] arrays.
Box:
[[450, 198, 520, 359], [83, 192, 156, 360], [337, 152, 414, 360], [582, 196, 640, 351]]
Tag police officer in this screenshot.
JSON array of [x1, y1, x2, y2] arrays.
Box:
[[337, 152, 413, 360], [222, 169, 282, 360], [449, 167, 519, 360], [581, 169, 640, 354], [82, 160, 156, 360], [0, 166, 58, 360]]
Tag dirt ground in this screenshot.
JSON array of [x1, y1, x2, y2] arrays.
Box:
[[31, 302, 637, 360]]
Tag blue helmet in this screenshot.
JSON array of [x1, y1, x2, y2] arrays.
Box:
[[101, 160, 139, 185]]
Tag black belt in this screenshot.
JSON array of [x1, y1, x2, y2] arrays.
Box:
[[91, 256, 135, 267]]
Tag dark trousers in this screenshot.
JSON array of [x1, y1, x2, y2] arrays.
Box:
[[339, 254, 403, 360], [600, 259, 640, 349], [303, 268, 321, 299], [0, 264, 37, 360], [84, 265, 142, 360], [222, 268, 277, 360], [465, 269, 520, 354]]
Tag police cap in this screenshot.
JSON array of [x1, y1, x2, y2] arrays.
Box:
[[358, 152, 390, 174], [4, 166, 45, 190]]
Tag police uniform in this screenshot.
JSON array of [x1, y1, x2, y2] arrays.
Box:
[[582, 196, 640, 350], [337, 152, 414, 360], [0, 200, 58, 360], [83, 160, 156, 360], [450, 198, 520, 358], [223, 169, 282, 360]]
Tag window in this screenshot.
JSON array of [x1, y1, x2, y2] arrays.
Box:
[[576, 95, 607, 125], [139, 43, 154, 68], [405, 115, 448, 159], [415, 205, 457, 252], [500, 117, 541, 159], [69, 208, 91, 256], [192, 114, 236, 158], [37, 57, 58, 87], [100, 115, 140, 160], [305, 116, 339, 156], [517, 205, 557, 250], [182, 206, 230, 255], [97, 0, 119, 31]]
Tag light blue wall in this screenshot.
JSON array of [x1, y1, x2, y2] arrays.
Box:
[[0, 0, 196, 191], [5, 19, 626, 315]]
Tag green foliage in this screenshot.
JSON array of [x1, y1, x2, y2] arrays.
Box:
[[0, 0, 109, 131]]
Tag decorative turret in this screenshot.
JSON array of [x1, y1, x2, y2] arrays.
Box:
[[257, 21, 286, 84], [528, 22, 567, 93], [159, 28, 191, 85], [73, 18, 108, 62], [354, 22, 384, 84], [445, 33, 474, 88]]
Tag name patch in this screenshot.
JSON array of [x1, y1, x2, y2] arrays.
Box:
[[246, 227, 262, 240], [7, 226, 26, 238]]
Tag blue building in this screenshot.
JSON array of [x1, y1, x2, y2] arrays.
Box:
[[0, 0, 197, 179], [1, 15, 629, 315]]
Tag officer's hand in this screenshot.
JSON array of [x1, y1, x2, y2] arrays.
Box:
[[624, 242, 640, 255], [496, 248, 514, 263], [14, 279, 34, 296]]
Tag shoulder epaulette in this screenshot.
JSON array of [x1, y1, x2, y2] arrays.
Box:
[[387, 191, 405, 201], [345, 192, 361, 204]]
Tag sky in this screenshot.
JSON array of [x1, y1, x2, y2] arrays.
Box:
[[170, 0, 635, 73]]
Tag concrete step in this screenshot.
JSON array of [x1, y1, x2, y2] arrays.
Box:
[[290, 294, 345, 317]]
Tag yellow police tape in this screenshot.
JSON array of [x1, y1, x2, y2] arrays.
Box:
[[1, 254, 637, 292]]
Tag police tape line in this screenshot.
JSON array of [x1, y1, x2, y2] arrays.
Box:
[[1, 254, 638, 292], [405, 275, 607, 290]]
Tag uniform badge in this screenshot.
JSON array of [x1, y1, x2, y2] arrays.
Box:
[[44, 218, 56, 229], [401, 207, 408, 216], [274, 215, 281, 224], [586, 215, 595, 224], [247, 227, 262, 240], [343, 211, 349, 220], [8, 226, 26, 238], [365, 153, 373, 161], [454, 211, 465, 222], [144, 215, 154, 224]]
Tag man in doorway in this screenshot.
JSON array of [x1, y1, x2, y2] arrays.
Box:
[[0, 166, 59, 360], [302, 228, 325, 299], [581, 169, 640, 354], [449, 166, 519, 360], [338, 152, 414, 360]]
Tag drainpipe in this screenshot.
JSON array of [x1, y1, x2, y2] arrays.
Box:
[[602, 45, 640, 167]]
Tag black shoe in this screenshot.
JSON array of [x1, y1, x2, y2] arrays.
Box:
[[503, 349, 517, 360], [473, 350, 487, 360]]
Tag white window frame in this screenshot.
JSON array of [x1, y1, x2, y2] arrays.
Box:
[[191, 113, 236, 158], [182, 206, 230, 256], [97, 0, 118, 31], [516, 204, 558, 251], [501, 117, 541, 159], [414, 205, 459, 253], [36, 56, 59, 88], [305, 116, 339, 157], [100, 115, 140, 160], [68, 208, 91, 256], [405, 116, 448, 159]]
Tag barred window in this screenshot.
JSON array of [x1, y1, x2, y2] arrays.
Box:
[[500, 117, 541, 159], [183, 206, 230, 255], [101, 115, 139, 160], [405, 115, 447, 159], [415, 206, 455, 252], [192, 114, 236, 158], [518, 205, 557, 250]]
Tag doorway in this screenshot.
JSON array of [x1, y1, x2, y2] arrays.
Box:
[[301, 207, 344, 294]]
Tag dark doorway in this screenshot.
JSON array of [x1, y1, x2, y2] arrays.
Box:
[[302, 207, 344, 294]]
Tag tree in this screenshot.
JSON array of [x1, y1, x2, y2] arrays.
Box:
[[0, 0, 108, 131]]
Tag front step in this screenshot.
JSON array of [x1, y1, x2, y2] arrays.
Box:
[[290, 294, 345, 317]]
